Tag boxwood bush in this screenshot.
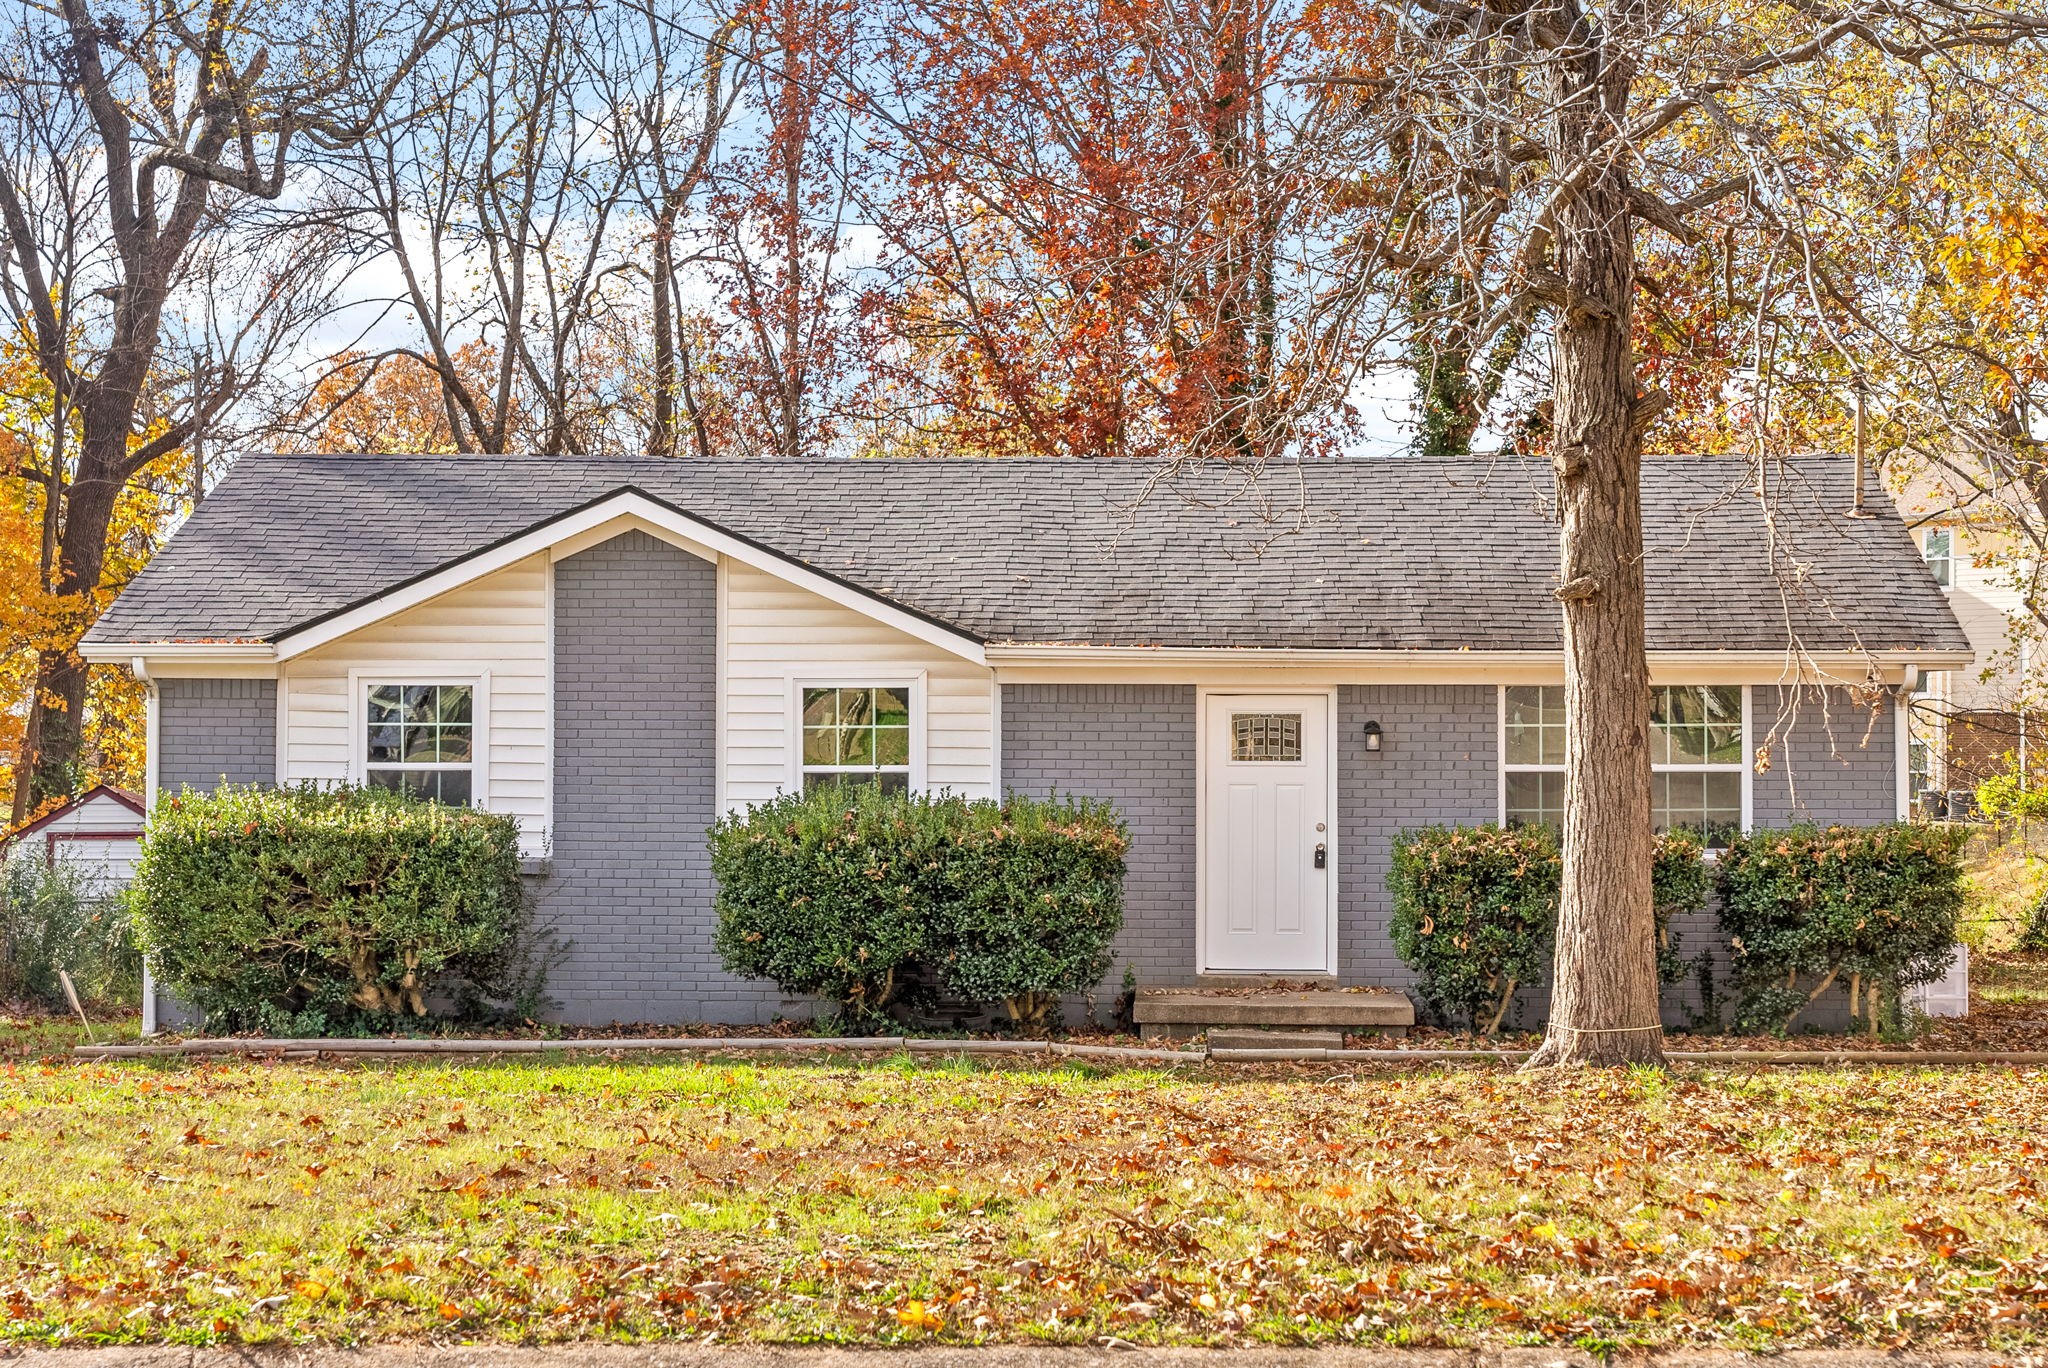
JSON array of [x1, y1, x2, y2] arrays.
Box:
[[710, 784, 1127, 1030], [1716, 822, 1968, 1034], [928, 796, 1129, 1028], [132, 783, 533, 1033], [1388, 824, 1705, 1032]]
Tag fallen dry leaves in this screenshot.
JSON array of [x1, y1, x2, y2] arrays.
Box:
[[0, 1053, 2045, 1350]]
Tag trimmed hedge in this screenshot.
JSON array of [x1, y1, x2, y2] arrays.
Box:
[[710, 784, 1127, 1029], [131, 783, 535, 1033], [928, 799, 1129, 1027], [1388, 824, 1705, 1032], [1716, 822, 1967, 1034]]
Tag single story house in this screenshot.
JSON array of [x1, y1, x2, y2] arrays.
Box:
[[80, 453, 1970, 1031]]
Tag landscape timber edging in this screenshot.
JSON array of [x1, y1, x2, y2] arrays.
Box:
[[67, 1036, 1207, 1066], [63, 1037, 2048, 1067]]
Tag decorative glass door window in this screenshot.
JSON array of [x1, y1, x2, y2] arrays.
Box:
[[365, 683, 474, 805], [1504, 684, 1745, 845], [1231, 713, 1303, 761], [801, 686, 911, 791]]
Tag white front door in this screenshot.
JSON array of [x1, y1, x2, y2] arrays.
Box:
[[1202, 693, 1333, 973]]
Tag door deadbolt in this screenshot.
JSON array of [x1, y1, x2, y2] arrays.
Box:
[[1313, 843, 1327, 869]]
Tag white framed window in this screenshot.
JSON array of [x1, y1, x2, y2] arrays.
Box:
[[1502, 683, 1746, 847], [798, 683, 914, 792], [360, 680, 480, 806], [1922, 526, 1953, 588], [1908, 734, 1935, 801]]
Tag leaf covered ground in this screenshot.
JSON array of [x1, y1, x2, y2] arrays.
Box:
[[3, 1049, 2048, 1352]]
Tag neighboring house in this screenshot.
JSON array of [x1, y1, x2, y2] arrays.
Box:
[[79, 453, 1968, 1030], [1891, 469, 2041, 801], [0, 785, 146, 889]]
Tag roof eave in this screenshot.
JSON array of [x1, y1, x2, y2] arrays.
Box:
[[76, 640, 277, 665], [985, 643, 1975, 683]]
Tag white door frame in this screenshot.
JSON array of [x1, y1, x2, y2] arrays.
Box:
[[1194, 686, 1341, 976]]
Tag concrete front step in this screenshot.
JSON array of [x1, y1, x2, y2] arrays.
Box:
[[1207, 1027, 1345, 1052], [1135, 987, 1414, 1041]]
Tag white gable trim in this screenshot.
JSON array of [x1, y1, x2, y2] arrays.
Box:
[[268, 492, 989, 667]]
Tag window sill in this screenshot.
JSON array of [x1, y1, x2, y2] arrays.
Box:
[[519, 857, 552, 879]]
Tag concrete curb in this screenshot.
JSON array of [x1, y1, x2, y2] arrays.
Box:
[[66, 1036, 2048, 1067], [3, 1344, 2046, 1367]]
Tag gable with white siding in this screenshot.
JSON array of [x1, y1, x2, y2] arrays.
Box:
[[279, 552, 554, 843], [2, 787, 146, 888], [267, 521, 997, 849], [722, 561, 996, 804]]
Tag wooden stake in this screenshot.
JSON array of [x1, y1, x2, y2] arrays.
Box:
[[58, 969, 97, 1046]]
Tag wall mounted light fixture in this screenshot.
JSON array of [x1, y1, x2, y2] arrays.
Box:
[[1363, 720, 1383, 752]]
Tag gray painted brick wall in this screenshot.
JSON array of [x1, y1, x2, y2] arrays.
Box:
[[146, 645, 1908, 1029], [534, 530, 787, 1026], [1338, 685, 1499, 990], [1002, 679, 1907, 1026], [1000, 684, 1198, 992], [1752, 685, 1901, 826], [155, 677, 276, 791]]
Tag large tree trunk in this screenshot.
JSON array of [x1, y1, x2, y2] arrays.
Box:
[[17, 452, 123, 818], [1524, 7, 1665, 1070]]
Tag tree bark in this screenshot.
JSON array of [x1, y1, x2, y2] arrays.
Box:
[[648, 197, 678, 457], [1524, 3, 1665, 1070]]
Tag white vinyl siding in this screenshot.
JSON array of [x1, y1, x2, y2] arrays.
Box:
[[272, 531, 998, 832], [723, 562, 995, 804], [1937, 522, 2028, 711], [278, 553, 550, 847], [8, 792, 144, 886]]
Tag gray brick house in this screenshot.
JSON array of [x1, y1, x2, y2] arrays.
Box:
[[81, 454, 1970, 1030]]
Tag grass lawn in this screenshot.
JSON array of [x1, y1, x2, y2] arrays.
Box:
[[4, 1042, 2048, 1352]]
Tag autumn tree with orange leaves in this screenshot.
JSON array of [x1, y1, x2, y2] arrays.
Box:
[[296, 347, 507, 456], [0, 0, 474, 821], [855, 0, 1399, 460]]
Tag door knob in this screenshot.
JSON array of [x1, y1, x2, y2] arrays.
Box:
[[1313, 843, 1327, 869]]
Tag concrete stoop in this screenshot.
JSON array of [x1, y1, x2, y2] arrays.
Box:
[[1134, 986, 1416, 1043]]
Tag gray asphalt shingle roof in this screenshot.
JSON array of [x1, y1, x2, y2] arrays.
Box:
[[83, 452, 1969, 655]]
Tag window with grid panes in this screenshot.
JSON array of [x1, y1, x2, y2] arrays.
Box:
[[364, 683, 474, 805], [1503, 684, 1744, 846], [800, 686, 911, 791]]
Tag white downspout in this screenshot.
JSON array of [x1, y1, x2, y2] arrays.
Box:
[[133, 655, 159, 1037]]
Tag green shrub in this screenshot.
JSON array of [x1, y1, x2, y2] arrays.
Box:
[[132, 783, 533, 1033], [1389, 825, 1558, 1033], [1388, 824, 1706, 1032], [711, 783, 946, 1027], [2022, 892, 2048, 953], [1716, 823, 1968, 1035], [710, 784, 1127, 1030], [928, 795, 1127, 1029], [0, 853, 140, 1009], [1976, 765, 2048, 823]]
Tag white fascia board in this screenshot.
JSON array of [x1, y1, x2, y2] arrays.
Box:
[[986, 644, 1974, 686], [75, 640, 276, 666], [271, 492, 989, 667]]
